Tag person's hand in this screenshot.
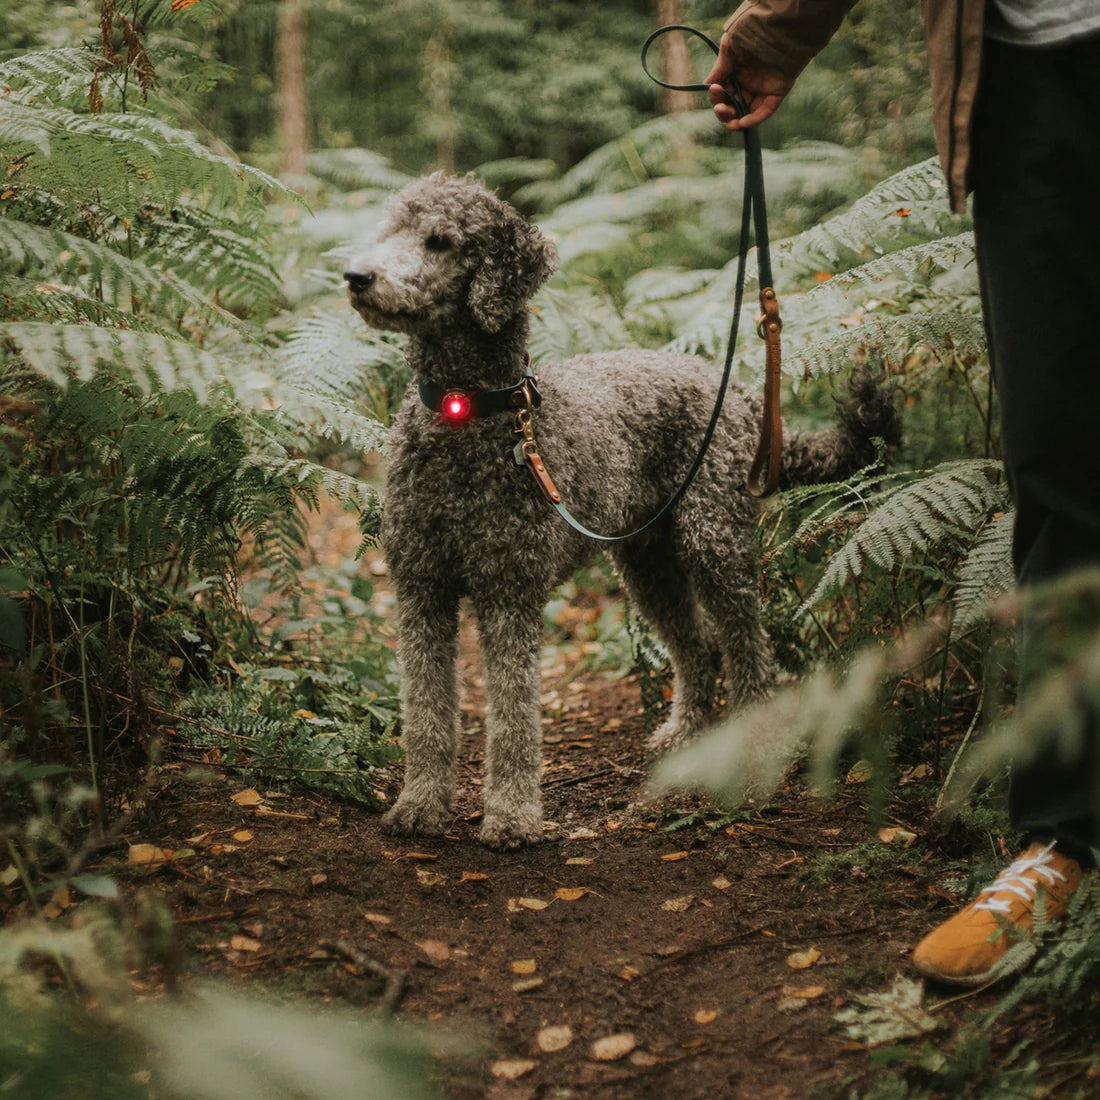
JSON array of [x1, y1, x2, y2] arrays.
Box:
[[704, 32, 794, 130]]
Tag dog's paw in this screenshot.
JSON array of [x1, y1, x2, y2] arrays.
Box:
[[646, 719, 691, 756], [381, 793, 452, 837], [479, 806, 543, 850]]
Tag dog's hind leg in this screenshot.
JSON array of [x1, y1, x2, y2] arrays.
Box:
[[474, 598, 545, 849], [610, 535, 722, 754], [684, 538, 774, 711], [382, 589, 461, 837]]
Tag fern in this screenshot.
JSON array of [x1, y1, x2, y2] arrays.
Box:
[[801, 459, 1006, 613], [529, 286, 632, 362], [953, 508, 1016, 629]]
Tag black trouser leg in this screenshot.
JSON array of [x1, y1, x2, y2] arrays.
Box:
[[970, 33, 1100, 857]]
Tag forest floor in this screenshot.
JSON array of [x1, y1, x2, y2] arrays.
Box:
[[117, 505, 1098, 1099]]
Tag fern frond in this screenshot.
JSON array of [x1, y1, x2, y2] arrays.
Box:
[[306, 148, 412, 193], [801, 459, 1005, 613], [529, 286, 631, 362], [1, 321, 269, 400], [0, 216, 255, 338], [954, 508, 1016, 629]]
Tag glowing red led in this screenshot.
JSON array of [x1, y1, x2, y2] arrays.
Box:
[[440, 389, 473, 424]]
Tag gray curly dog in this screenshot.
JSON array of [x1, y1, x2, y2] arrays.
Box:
[[344, 173, 898, 850]]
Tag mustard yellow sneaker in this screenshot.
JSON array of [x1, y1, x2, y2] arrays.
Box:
[[912, 841, 1083, 987]]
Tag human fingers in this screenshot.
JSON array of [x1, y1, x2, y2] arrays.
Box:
[[711, 91, 784, 131]]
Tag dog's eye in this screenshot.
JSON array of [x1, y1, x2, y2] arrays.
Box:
[[425, 233, 453, 253]]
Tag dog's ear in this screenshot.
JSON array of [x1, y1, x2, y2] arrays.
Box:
[[468, 209, 558, 333]]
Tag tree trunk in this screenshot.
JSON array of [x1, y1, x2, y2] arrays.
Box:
[[423, 31, 456, 173], [656, 0, 696, 114], [276, 0, 311, 177]]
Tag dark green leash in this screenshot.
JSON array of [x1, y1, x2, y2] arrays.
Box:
[[511, 24, 784, 541]]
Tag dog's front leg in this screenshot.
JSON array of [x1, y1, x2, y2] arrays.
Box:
[[475, 601, 544, 849], [382, 588, 461, 837]]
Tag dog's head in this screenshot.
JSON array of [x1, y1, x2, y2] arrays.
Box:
[[344, 173, 558, 336]]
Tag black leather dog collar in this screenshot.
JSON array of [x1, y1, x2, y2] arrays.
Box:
[[418, 361, 540, 421]]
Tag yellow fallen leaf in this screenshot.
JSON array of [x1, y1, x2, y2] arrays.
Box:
[[565, 857, 593, 866], [694, 1009, 718, 1024], [782, 984, 826, 1000], [510, 959, 537, 975], [537, 1025, 573, 1053], [619, 964, 641, 982], [230, 788, 263, 807], [0, 865, 18, 888], [490, 1059, 536, 1080], [590, 1033, 636, 1062], [600, 718, 622, 731], [230, 934, 261, 953], [567, 827, 598, 840], [878, 826, 918, 848], [292, 709, 317, 719], [786, 947, 822, 970], [310, 873, 327, 887], [232, 830, 254, 843], [661, 895, 695, 913], [712, 875, 733, 891], [362, 912, 391, 925], [416, 869, 446, 887], [128, 843, 169, 865], [845, 760, 874, 784], [460, 871, 488, 882], [661, 851, 690, 862], [555, 887, 588, 901], [404, 851, 438, 861], [512, 977, 544, 993], [777, 996, 811, 1013]]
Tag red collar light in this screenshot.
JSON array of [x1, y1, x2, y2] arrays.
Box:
[[440, 389, 473, 425]]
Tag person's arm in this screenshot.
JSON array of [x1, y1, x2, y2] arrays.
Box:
[[705, 0, 859, 130]]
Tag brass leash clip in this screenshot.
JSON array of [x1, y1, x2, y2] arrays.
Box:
[[512, 388, 562, 504]]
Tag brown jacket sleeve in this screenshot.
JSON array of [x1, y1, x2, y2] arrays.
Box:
[[723, 0, 861, 79]]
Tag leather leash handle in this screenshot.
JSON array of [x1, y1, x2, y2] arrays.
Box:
[[747, 286, 783, 497]]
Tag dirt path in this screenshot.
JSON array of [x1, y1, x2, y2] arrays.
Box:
[[140, 644, 1000, 1100]]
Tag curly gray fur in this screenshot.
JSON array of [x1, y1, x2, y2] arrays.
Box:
[[344, 173, 898, 849]]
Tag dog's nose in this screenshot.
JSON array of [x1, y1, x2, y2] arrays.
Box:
[[344, 270, 375, 294]]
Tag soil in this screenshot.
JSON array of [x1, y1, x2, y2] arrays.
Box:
[[99, 508, 1098, 1098], [130, 649, 1024, 1100]]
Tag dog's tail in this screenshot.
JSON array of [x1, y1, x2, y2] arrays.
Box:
[[778, 368, 901, 489]]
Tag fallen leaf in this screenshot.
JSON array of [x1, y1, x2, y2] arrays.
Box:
[[629, 1050, 659, 1067], [416, 869, 446, 887], [232, 830, 254, 843], [834, 976, 942, 1047], [566, 827, 598, 840], [510, 959, 537, 975], [694, 1009, 718, 1024], [404, 851, 438, 861], [310, 873, 327, 887], [899, 763, 933, 785], [566, 857, 593, 866], [787, 947, 822, 970], [362, 911, 391, 925], [590, 1033, 636, 1062], [878, 826, 918, 849], [845, 760, 874, 785], [0, 865, 19, 888], [128, 843, 169, 865], [43, 884, 72, 919], [292, 709, 317, 719], [619, 964, 641, 981], [782, 984, 826, 1000], [661, 895, 695, 913], [460, 871, 488, 882], [508, 896, 550, 911], [777, 996, 811, 1013], [555, 887, 588, 901], [230, 787, 263, 807], [186, 831, 213, 846], [512, 977, 544, 993], [490, 1059, 537, 1080], [230, 934, 261, 953], [417, 940, 450, 964], [661, 851, 690, 862], [601, 718, 622, 731], [537, 1025, 573, 1053], [711, 875, 733, 891]]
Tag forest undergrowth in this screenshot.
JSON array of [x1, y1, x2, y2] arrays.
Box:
[[2, 3, 1100, 1097]]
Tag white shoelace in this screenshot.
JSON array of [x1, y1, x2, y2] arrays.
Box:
[[973, 841, 1067, 914]]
